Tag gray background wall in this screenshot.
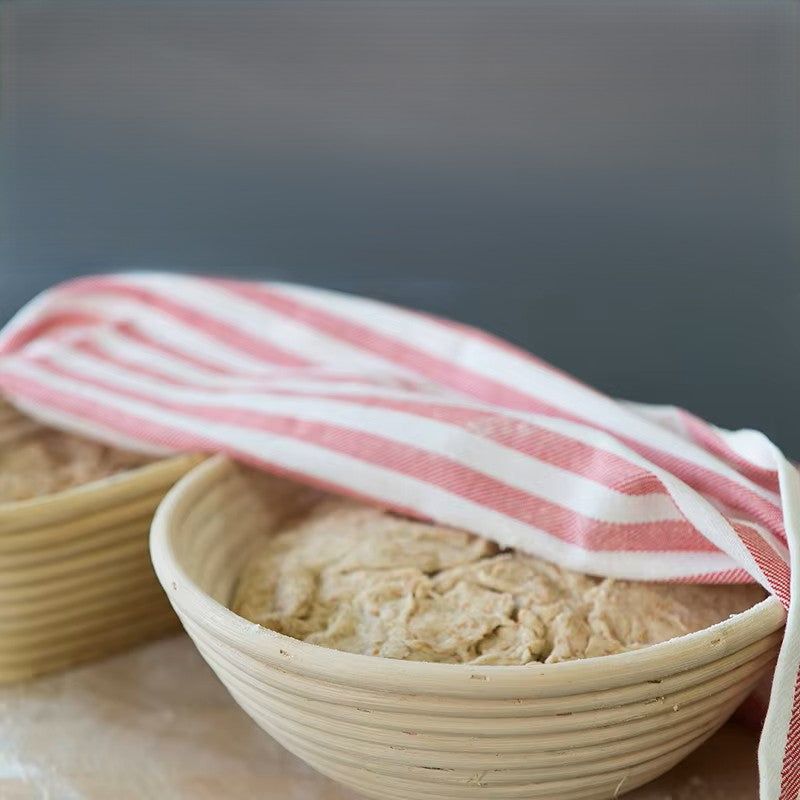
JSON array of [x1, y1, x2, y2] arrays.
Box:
[[2, 2, 799, 453]]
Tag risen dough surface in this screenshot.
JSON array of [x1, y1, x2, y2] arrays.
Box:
[[0, 410, 153, 502], [232, 499, 765, 665]]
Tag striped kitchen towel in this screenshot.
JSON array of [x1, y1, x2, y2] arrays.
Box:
[[0, 272, 797, 798]]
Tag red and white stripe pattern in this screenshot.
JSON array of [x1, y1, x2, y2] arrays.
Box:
[[0, 272, 797, 797]]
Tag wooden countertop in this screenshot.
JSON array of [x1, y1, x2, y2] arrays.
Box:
[[0, 635, 759, 799]]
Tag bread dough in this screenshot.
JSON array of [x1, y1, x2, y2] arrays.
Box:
[[232, 499, 766, 665], [0, 413, 153, 503]]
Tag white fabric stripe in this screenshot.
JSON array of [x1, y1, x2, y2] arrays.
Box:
[[26, 346, 691, 527], [279, 283, 782, 508], [82, 328, 434, 392], [56, 336, 790, 572], [6, 395, 173, 456], [460, 352, 780, 504], [507, 408, 766, 498], [126, 273, 425, 378], [86, 333, 790, 569], [12, 292, 272, 372], [2, 358, 739, 581], [618, 401, 690, 438], [715, 426, 786, 472], [77, 275, 787, 529], [521, 411, 775, 586], [711, 513, 790, 565], [699, 491, 791, 563], [8, 296, 779, 584], [625, 469, 770, 590], [758, 454, 800, 800], [485, 409, 784, 581], [63, 296, 785, 563], [54, 329, 787, 564], [628, 400, 781, 476], [82, 332, 784, 562], [83, 330, 239, 382]]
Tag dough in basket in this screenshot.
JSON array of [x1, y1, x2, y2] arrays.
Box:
[[232, 498, 766, 665], [0, 407, 153, 502]]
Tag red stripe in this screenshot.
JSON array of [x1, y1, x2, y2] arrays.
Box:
[[633, 445, 787, 547], [0, 311, 101, 355], [668, 567, 755, 584], [55, 343, 764, 561], [411, 305, 599, 396], [211, 279, 570, 413], [35, 277, 312, 368], [679, 408, 780, 495], [66, 337, 675, 501], [88, 333, 428, 388], [250, 389, 671, 497], [2, 278, 784, 561], [374, 300, 787, 520], [10, 353, 721, 555], [114, 321, 236, 375], [75, 344, 774, 575], [213, 280, 787, 543], [0, 371, 430, 520], [732, 522, 791, 608], [27, 342, 689, 519], [74, 339, 211, 388]]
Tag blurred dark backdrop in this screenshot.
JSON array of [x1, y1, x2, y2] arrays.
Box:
[[1, 2, 798, 452]]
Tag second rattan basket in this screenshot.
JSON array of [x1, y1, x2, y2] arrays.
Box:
[[0, 403, 202, 682]]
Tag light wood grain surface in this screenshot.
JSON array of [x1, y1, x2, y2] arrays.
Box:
[[0, 634, 759, 800]]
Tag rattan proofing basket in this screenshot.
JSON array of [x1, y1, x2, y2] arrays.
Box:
[[151, 455, 786, 800], [0, 405, 202, 682]]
